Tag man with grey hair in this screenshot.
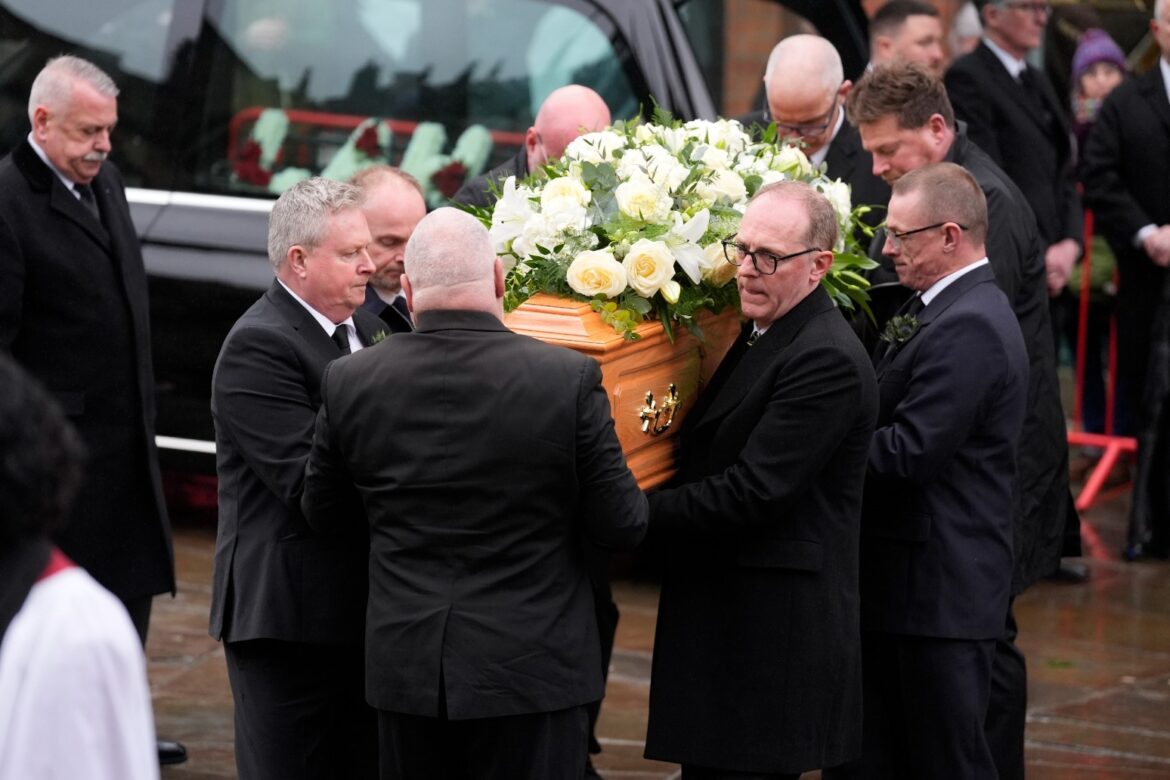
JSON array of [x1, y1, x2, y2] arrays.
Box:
[[452, 84, 611, 208], [211, 177, 383, 779], [301, 207, 647, 779], [645, 181, 877, 777], [744, 35, 888, 235], [0, 55, 184, 766]]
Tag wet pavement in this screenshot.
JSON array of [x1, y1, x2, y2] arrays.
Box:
[[152, 480, 1170, 779]]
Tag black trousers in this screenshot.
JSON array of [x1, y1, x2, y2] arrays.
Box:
[[377, 705, 588, 780], [224, 638, 377, 780], [825, 632, 997, 780], [120, 594, 152, 647], [986, 603, 1027, 780]]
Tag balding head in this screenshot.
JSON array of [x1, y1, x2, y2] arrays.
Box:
[[527, 85, 611, 170], [763, 35, 849, 156], [403, 208, 504, 317]]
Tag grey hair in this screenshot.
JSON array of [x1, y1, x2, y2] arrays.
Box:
[[751, 180, 839, 253], [404, 208, 494, 291], [267, 177, 364, 271], [28, 56, 119, 122]]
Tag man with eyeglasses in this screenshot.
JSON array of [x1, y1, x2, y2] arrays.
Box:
[[848, 61, 1075, 780], [644, 180, 877, 778], [946, 1, 1084, 315], [743, 35, 889, 236], [825, 161, 1028, 780]]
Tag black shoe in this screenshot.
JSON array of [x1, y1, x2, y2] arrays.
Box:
[[1124, 542, 1169, 561], [158, 740, 188, 765], [1046, 560, 1091, 583]]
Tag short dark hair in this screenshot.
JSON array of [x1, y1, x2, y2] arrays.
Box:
[[0, 355, 85, 545], [892, 162, 989, 246], [871, 0, 940, 40], [846, 61, 954, 129]]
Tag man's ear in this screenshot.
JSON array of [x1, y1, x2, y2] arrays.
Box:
[[494, 257, 505, 300], [31, 106, 51, 140], [403, 275, 414, 311], [810, 250, 833, 283], [287, 245, 309, 278]]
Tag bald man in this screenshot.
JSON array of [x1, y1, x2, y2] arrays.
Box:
[[301, 208, 646, 780], [352, 166, 426, 333], [743, 35, 888, 235], [451, 84, 611, 208]]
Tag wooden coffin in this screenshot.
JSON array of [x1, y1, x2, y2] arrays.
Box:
[[504, 294, 741, 490]]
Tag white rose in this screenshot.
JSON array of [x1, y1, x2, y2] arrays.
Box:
[[643, 147, 689, 192], [623, 238, 680, 302], [773, 145, 814, 178], [566, 249, 627, 298], [512, 213, 565, 259], [615, 148, 649, 180], [564, 130, 625, 164], [615, 174, 673, 223], [696, 168, 747, 206], [693, 144, 732, 171], [684, 119, 749, 155], [698, 241, 738, 286], [539, 176, 591, 232]]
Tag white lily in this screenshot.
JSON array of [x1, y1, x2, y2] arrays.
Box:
[[664, 208, 710, 285]]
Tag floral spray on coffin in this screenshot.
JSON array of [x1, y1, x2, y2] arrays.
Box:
[[470, 112, 876, 489]]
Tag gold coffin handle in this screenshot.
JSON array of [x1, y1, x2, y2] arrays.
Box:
[[638, 383, 680, 436]]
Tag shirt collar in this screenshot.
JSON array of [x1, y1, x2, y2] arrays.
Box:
[[27, 133, 85, 194], [921, 258, 990, 306], [277, 279, 355, 338], [982, 36, 1028, 80], [371, 286, 405, 307]]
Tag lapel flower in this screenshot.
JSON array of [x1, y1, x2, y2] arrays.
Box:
[[880, 314, 920, 347], [370, 330, 389, 344]]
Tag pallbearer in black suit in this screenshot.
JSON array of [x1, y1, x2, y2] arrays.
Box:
[[301, 208, 647, 780], [0, 55, 183, 766], [645, 182, 878, 778], [741, 35, 890, 236], [211, 178, 384, 779], [827, 163, 1028, 780], [352, 165, 426, 334]]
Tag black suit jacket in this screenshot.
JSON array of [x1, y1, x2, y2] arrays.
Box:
[[1083, 65, 1170, 327], [301, 309, 647, 719], [864, 265, 1028, 639], [946, 42, 1083, 247], [0, 140, 174, 600], [449, 148, 528, 209], [209, 281, 386, 644], [644, 288, 878, 774], [359, 285, 412, 333]]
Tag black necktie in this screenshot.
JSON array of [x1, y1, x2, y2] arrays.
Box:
[[391, 296, 412, 326], [331, 325, 351, 356], [1019, 68, 1055, 131], [899, 294, 926, 319], [76, 184, 100, 222]]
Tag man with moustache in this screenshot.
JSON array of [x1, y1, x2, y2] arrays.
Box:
[[352, 166, 426, 333], [645, 181, 878, 778], [0, 55, 183, 766], [210, 177, 384, 779]]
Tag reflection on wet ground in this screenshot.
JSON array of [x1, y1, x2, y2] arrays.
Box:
[[154, 485, 1170, 779]]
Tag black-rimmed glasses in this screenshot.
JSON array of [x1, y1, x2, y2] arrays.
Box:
[[773, 85, 843, 136], [721, 238, 822, 275], [886, 221, 968, 250]]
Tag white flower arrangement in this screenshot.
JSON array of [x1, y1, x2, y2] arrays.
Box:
[[466, 110, 877, 340]]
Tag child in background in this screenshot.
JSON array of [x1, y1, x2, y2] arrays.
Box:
[[1068, 28, 1129, 471]]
